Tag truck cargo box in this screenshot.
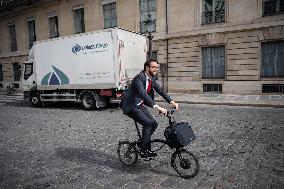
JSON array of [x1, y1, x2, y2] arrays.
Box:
[[33, 28, 146, 90]]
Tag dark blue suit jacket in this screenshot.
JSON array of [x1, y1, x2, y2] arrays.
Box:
[[120, 71, 172, 114]]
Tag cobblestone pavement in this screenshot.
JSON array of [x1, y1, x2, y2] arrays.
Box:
[[0, 100, 283, 189]]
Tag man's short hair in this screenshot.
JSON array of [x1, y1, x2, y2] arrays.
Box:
[[144, 59, 158, 71]]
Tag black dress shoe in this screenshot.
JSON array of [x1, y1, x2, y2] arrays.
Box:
[[141, 150, 157, 158]]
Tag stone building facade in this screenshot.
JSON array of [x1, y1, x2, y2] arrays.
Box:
[[0, 0, 283, 94]]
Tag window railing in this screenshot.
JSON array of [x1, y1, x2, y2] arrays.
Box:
[[202, 9, 225, 25], [215, 9, 225, 23], [139, 20, 156, 34]]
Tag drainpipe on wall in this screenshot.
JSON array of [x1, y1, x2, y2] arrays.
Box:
[[166, 0, 169, 93]]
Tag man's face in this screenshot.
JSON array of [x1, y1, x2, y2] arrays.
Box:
[[147, 61, 159, 77]]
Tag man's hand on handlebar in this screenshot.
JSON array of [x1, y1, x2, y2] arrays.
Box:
[[154, 101, 178, 116], [157, 106, 167, 115], [170, 101, 179, 111]]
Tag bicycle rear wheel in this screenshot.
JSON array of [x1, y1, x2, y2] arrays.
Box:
[[117, 141, 138, 166], [171, 149, 199, 179]]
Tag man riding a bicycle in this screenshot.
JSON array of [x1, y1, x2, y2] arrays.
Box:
[[120, 59, 178, 158]]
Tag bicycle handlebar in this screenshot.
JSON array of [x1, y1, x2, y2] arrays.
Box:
[[166, 108, 176, 118]]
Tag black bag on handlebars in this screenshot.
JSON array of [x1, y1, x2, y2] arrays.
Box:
[[164, 122, 196, 149]]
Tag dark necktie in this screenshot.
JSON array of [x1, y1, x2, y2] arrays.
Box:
[[139, 79, 152, 106], [147, 79, 152, 93]]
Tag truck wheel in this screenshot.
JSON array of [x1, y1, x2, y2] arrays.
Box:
[[81, 91, 96, 110], [30, 93, 41, 107]]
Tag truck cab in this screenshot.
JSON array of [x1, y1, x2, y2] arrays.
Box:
[[22, 47, 39, 106], [22, 62, 35, 98]]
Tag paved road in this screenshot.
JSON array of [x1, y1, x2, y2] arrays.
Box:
[[0, 100, 283, 189]]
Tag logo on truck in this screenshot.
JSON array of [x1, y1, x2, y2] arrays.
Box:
[[41, 65, 69, 85], [72, 43, 108, 55]]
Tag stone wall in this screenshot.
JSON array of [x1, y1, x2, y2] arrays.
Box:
[[0, 0, 283, 94], [156, 26, 284, 94]]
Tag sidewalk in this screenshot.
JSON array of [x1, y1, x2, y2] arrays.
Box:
[[157, 93, 284, 108], [1, 91, 284, 108]]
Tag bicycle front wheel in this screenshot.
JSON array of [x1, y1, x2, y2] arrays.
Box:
[[171, 149, 199, 179], [117, 141, 138, 166]]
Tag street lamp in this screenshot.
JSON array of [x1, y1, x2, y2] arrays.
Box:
[[143, 14, 155, 60]]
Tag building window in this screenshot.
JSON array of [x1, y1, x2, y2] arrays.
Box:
[[49, 16, 59, 38], [202, 46, 225, 79], [27, 19, 36, 48], [139, 0, 156, 33], [202, 0, 225, 25], [103, 2, 117, 28], [9, 24, 17, 51], [0, 64, 3, 82], [73, 8, 85, 34], [263, 0, 284, 16], [261, 41, 284, 77], [13, 63, 21, 82]]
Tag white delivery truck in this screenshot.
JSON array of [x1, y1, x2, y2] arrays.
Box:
[[21, 28, 147, 110]]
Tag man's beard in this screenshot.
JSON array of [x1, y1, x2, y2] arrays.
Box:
[[149, 71, 156, 77]]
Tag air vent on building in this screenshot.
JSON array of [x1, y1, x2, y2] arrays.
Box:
[[262, 84, 284, 93], [203, 84, 222, 93]]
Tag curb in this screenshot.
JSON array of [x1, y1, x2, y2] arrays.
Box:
[[1, 93, 284, 108], [156, 99, 284, 108]]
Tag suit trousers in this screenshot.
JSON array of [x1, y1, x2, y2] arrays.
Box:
[[127, 105, 158, 152]]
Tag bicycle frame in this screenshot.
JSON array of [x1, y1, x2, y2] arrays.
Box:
[[117, 108, 200, 178], [133, 108, 177, 153]]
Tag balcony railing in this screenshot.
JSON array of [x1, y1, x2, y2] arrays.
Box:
[[202, 9, 225, 25], [139, 20, 156, 34]]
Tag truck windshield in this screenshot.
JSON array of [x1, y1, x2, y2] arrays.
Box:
[[24, 63, 33, 80]]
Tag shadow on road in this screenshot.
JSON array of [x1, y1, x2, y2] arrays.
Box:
[[43, 102, 121, 112], [55, 147, 177, 177], [4, 101, 30, 107]]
